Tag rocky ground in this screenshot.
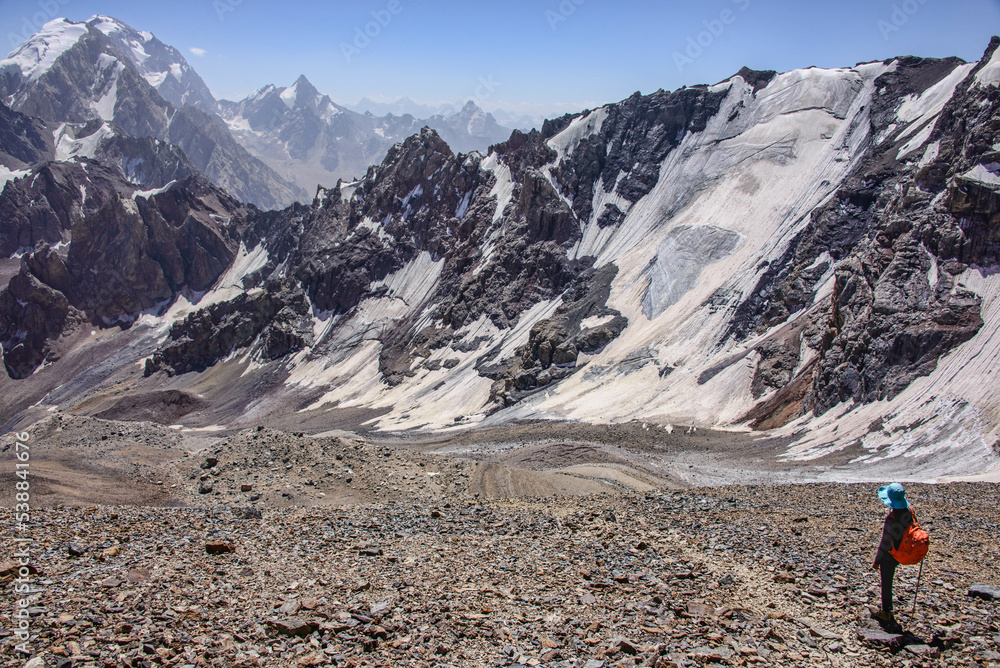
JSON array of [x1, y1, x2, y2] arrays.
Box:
[[2, 451, 999, 667], [2, 414, 793, 511]]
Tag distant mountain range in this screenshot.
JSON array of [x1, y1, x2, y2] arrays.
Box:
[[0, 16, 303, 208], [0, 15, 519, 205], [346, 97, 545, 132], [219, 78, 512, 193]]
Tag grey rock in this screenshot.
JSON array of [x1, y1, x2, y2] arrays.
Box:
[[232, 506, 262, 520], [904, 644, 941, 657], [278, 599, 300, 614], [0, 101, 53, 168], [857, 626, 906, 650], [968, 583, 1000, 601]]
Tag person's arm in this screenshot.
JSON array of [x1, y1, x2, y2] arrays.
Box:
[[874, 512, 896, 566], [874, 509, 911, 566]]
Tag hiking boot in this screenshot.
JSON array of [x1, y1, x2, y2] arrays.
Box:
[[872, 609, 896, 624]]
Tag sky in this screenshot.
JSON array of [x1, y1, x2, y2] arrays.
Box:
[[2, 0, 999, 121]]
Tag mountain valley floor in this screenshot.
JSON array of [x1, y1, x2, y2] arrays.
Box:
[[1, 417, 998, 667]]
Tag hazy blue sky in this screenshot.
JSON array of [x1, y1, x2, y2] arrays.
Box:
[[2, 0, 999, 119]]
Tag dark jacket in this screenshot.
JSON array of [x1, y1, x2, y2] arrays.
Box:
[[875, 507, 913, 565]]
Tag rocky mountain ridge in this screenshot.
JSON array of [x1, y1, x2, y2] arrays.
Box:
[[0, 161, 247, 377], [1, 36, 999, 480]]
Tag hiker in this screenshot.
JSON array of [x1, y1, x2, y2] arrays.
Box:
[[872, 482, 912, 624]]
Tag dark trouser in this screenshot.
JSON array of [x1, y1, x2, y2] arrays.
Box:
[[879, 557, 898, 613]]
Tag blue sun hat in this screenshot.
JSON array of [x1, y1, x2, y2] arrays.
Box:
[[877, 482, 910, 509]]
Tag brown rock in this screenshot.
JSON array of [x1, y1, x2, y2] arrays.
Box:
[[366, 625, 388, 639], [205, 542, 235, 554], [269, 616, 318, 637], [689, 646, 734, 662], [613, 637, 640, 655], [0, 561, 36, 580], [904, 644, 941, 658]]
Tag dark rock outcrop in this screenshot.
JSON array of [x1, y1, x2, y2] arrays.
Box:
[[0, 100, 52, 167], [63, 178, 240, 322], [144, 279, 312, 376], [0, 269, 80, 378], [0, 161, 131, 257], [0, 167, 245, 377], [486, 264, 628, 407]]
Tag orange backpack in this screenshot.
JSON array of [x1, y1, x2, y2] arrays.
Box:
[[889, 508, 930, 565]]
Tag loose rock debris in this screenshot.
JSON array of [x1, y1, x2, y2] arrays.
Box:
[[1, 483, 998, 667]]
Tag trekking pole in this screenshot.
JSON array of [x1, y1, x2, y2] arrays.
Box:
[[911, 559, 924, 615]]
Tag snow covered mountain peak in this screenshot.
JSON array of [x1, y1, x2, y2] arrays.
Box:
[[85, 14, 217, 112], [0, 15, 305, 208], [290, 74, 319, 99], [0, 18, 90, 86], [278, 74, 337, 116]]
